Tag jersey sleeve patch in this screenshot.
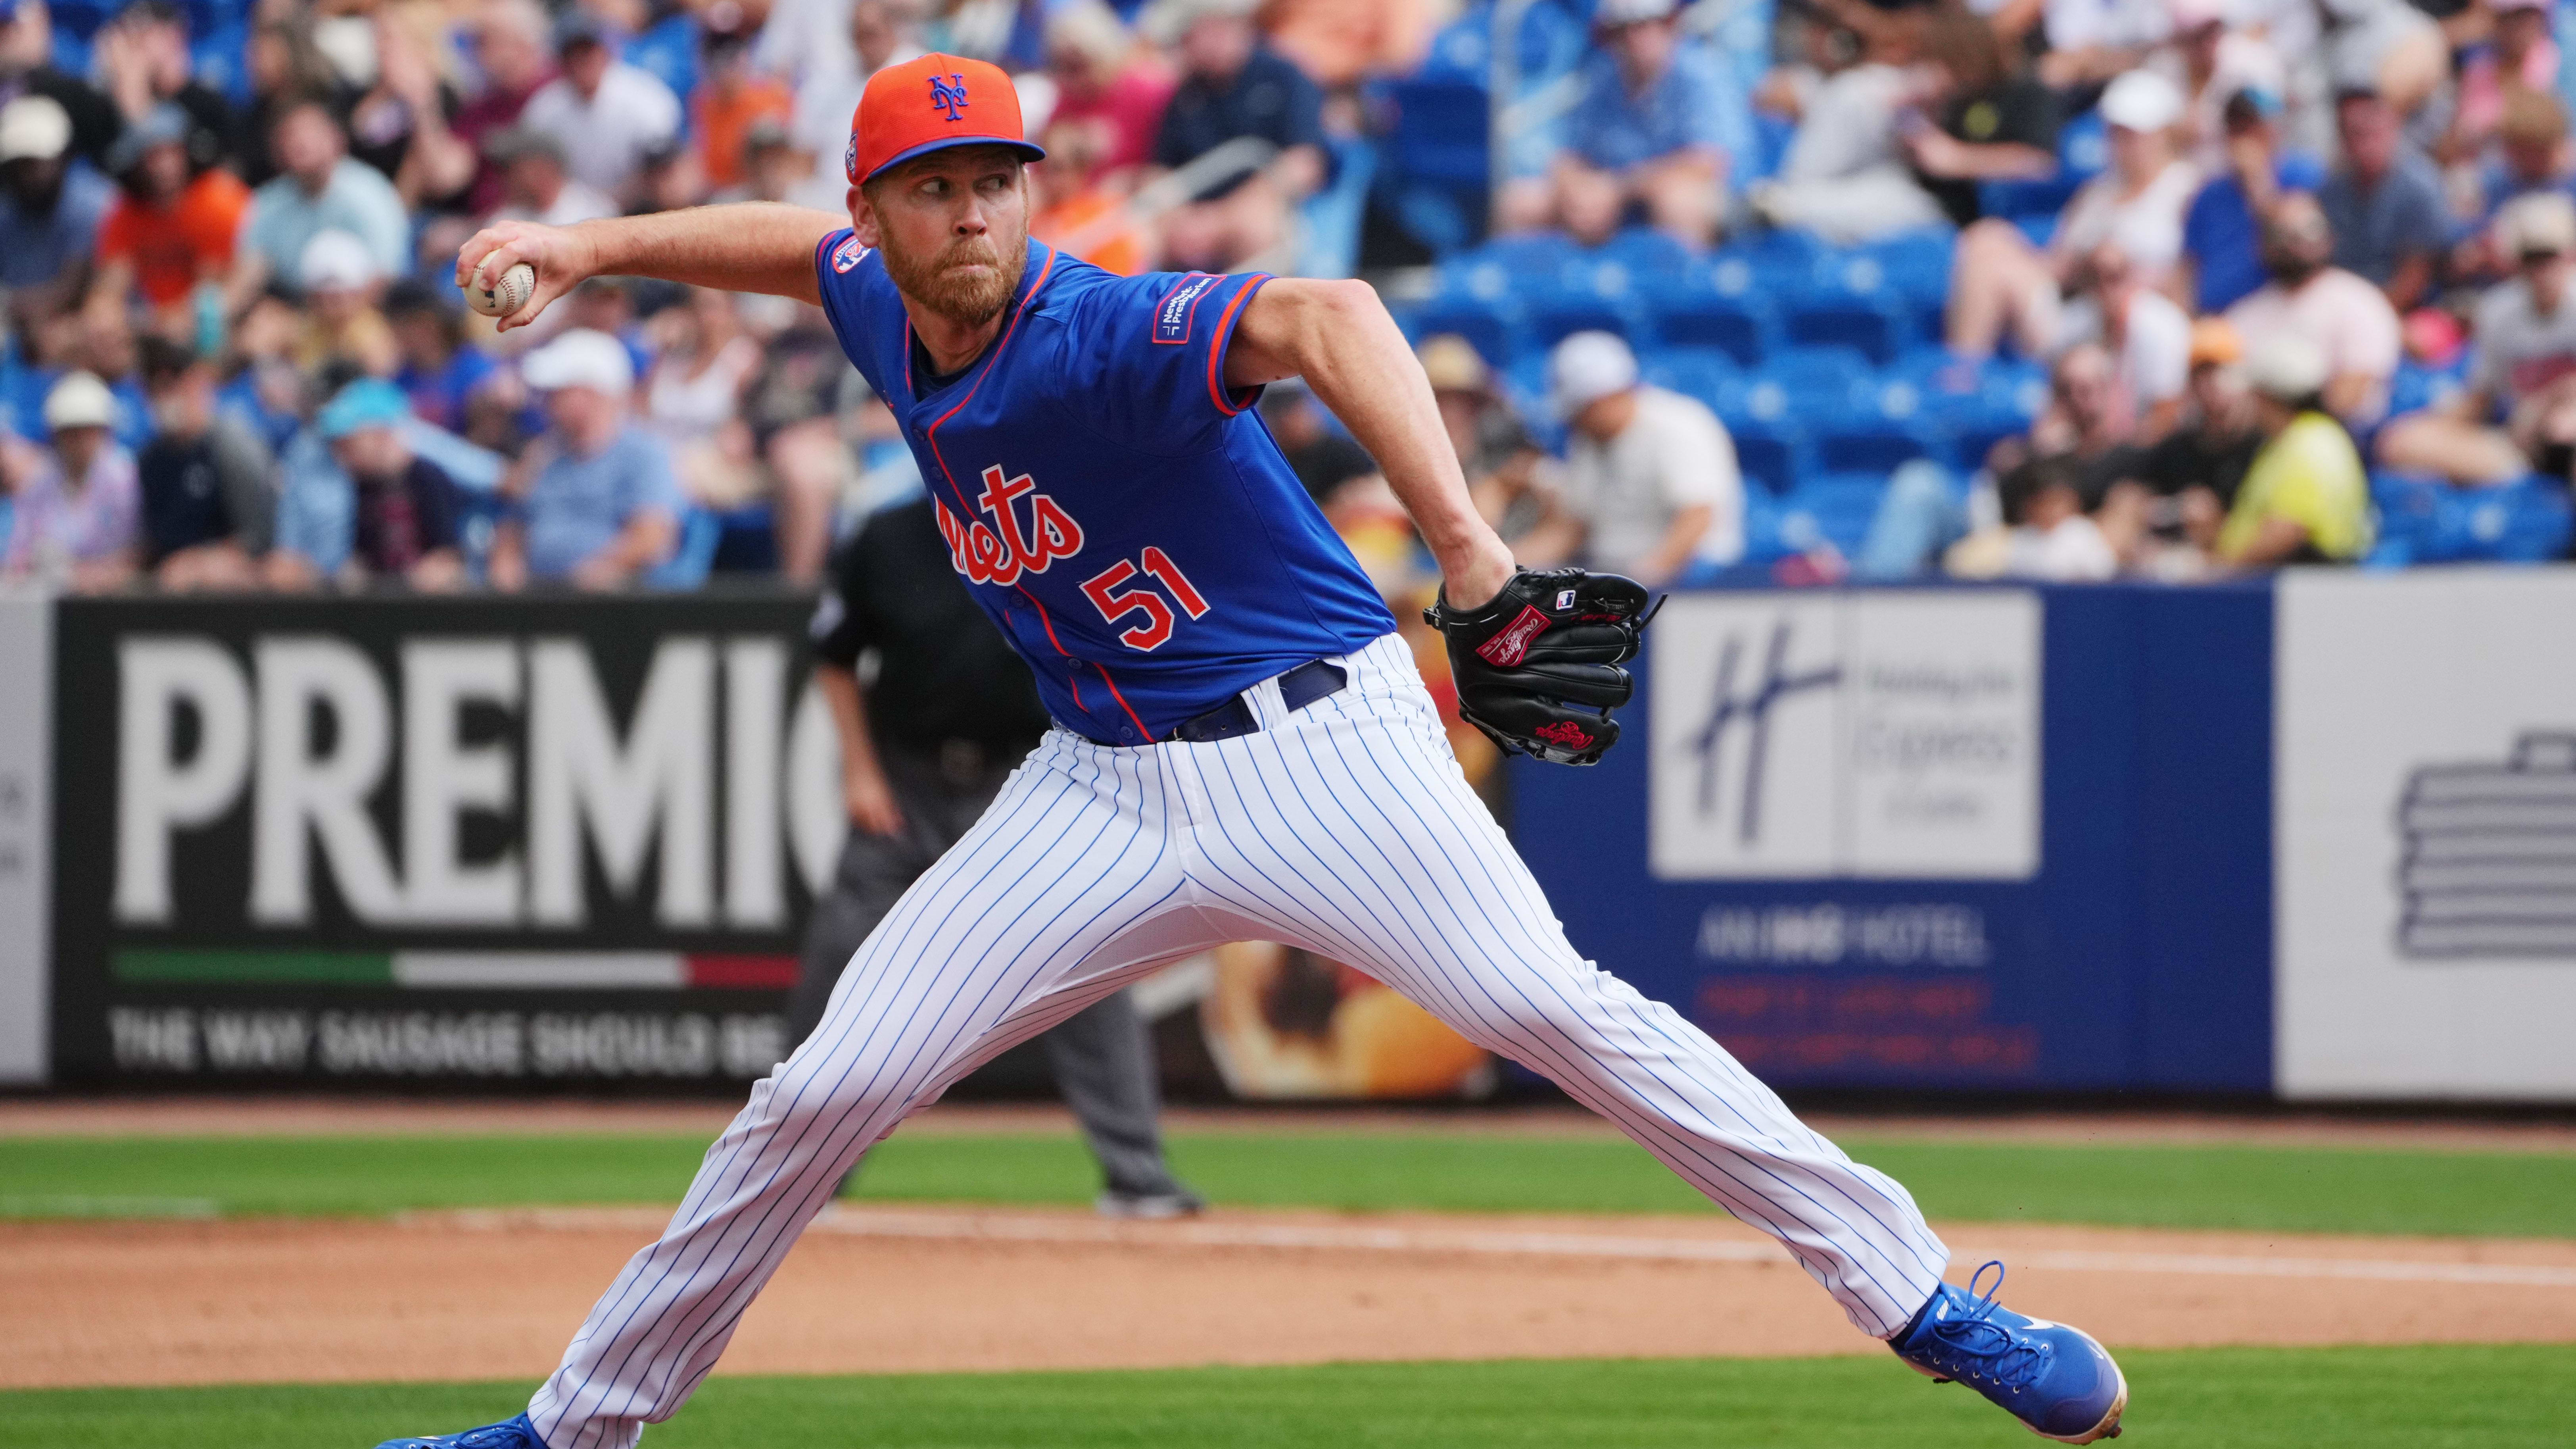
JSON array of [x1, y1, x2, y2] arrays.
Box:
[[1153, 273, 1225, 345], [830, 234, 870, 274]]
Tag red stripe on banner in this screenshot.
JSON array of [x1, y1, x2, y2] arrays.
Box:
[[687, 956, 801, 989]]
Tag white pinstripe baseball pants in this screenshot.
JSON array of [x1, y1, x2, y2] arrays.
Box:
[[527, 633, 1951, 1449]]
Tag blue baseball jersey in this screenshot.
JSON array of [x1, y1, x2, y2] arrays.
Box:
[[812, 231, 1397, 744]]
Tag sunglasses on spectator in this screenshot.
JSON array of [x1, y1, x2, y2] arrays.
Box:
[[2520, 248, 2565, 267]]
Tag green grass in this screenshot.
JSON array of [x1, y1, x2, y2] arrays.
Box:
[[3, 1346, 2570, 1448], [5, 1129, 2574, 1238]]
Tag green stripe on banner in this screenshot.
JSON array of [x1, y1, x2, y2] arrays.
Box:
[[112, 950, 394, 986]]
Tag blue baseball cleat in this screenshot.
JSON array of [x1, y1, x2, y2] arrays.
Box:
[[1891, 1262, 2128, 1443], [373, 1412, 549, 1449]]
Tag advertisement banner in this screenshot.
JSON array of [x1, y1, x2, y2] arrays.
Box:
[[0, 591, 50, 1086], [1516, 583, 2276, 1094], [49, 594, 843, 1086], [2277, 571, 2576, 1100], [42, 594, 1492, 1099], [1648, 591, 2041, 881]]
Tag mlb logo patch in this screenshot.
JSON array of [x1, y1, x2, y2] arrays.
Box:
[[1555, 588, 1576, 609], [831, 235, 868, 273], [1154, 273, 1224, 344]]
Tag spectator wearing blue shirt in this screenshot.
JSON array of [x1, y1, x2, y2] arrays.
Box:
[[491, 329, 681, 589], [0, 95, 111, 316], [2181, 86, 2323, 315], [386, 280, 505, 440], [227, 96, 411, 315], [2317, 84, 2450, 311], [1497, 0, 1741, 248], [1147, 0, 1328, 273], [280, 379, 468, 590]]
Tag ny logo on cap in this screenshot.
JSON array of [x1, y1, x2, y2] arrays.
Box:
[[928, 72, 969, 121]]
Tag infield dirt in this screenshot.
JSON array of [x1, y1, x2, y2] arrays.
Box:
[[8, 1203, 2575, 1390]]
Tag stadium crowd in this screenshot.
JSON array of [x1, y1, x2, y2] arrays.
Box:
[[0, 0, 2568, 593]]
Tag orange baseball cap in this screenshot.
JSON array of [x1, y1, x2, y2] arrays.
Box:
[[845, 53, 1046, 186]]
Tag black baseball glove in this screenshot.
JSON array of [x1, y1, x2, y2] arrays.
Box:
[[1423, 566, 1658, 766]]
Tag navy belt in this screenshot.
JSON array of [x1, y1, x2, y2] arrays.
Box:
[[1071, 659, 1348, 746]]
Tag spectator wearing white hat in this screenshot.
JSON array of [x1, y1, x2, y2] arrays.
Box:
[[1497, 0, 1746, 248], [1949, 69, 2199, 360], [0, 94, 109, 311], [2215, 333, 2370, 565], [2148, 0, 2285, 175], [490, 328, 681, 591], [1515, 331, 1742, 585], [2222, 190, 2401, 427], [2378, 192, 2576, 487], [1, 371, 140, 591], [293, 228, 398, 379]]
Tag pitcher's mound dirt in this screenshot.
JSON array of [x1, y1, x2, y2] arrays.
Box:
[[6, 1205, 2574, 1389]]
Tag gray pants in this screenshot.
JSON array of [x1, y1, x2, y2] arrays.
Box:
[[789, 742, 1186, 1199]]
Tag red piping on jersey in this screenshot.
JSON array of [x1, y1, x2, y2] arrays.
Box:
[[1090, 661, 1152, 740], [915, 243, 1134, 733], [1206, 274, 1270, 416]]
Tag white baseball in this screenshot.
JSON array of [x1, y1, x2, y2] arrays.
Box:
[[466, 261, 537, 318]]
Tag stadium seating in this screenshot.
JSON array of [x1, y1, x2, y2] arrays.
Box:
[[2369, 472, 2576, 566]]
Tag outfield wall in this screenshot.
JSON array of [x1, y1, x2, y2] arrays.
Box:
[[6, 574, 2570, 1099]]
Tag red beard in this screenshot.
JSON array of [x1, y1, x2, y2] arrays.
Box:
[[880, 226, 1026, 329]]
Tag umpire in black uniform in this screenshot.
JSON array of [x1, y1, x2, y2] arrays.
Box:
[[797, 496, 1203, 1216]]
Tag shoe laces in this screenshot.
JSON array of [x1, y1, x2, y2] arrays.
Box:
[[1924, 1261, 2049, 1392], [454, 1424, 529, 1448]]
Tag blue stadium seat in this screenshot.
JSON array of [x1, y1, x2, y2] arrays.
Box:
[[1727, 423, 1808, 497], [1863, 229, 1957, 341], [1463, 233, 1584, 279], [2060, 110, 2110, 179], [1726, 227, 1828, 273], [1384, 78, 1490, 186], [1414, 0, 1587, 86], [1783, 252, 1919, 364], [1597, 226, 1699, 276], [1760, 346, 1876, 421], [47, 0, 115, 41], [625, 14, 700, 104], [1399, 291, 1519, 365], [1888, 349, 2046, 470], [1647, 273, 1777, 367], [193, 20, 253, 104], [2387, 357, 2469, 418], [1781, 473, 1889, 555], [1378, 77, 1490, 253], [2367, 471, 2574, 565], [1523, 257, 1650, 347], [1814, 374, 1945, 473], [1638, 347, 1737, 411]]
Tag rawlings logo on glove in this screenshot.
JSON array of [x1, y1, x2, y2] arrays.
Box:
[[1424, 567, 1658, 767]]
